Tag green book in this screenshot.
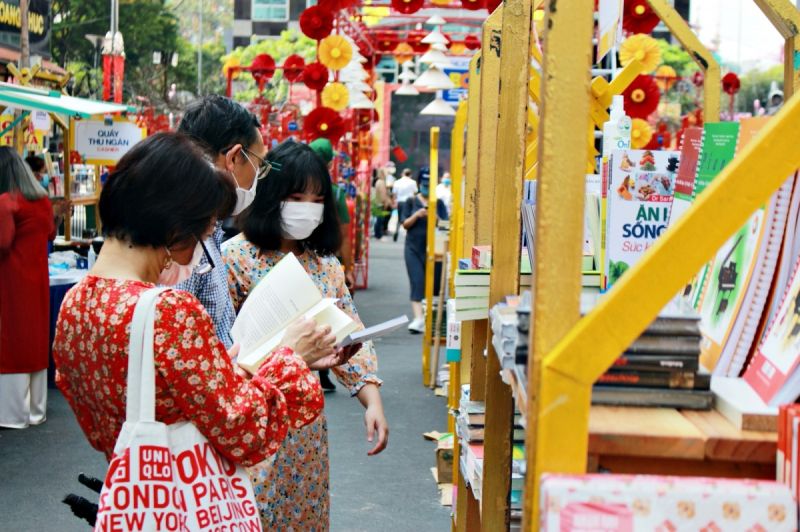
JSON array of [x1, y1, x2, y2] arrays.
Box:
[[691, 122, 741, 200]]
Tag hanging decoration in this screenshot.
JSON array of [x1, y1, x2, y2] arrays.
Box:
[[622, 0, 660, 35], [630, 118, 654, 149], [299, 6, 334, 40], [619, 34, 662, 73], [250, 54, 277, 90], [654, 65, 677, 92], [319, 35, 353, 71], [391, 0, 424, 14], [222, 56, 241, 80], [407, 29, 429, 53], [394, 43, 415, 64], [485, 0, 502, 13], [322, 82, 350, 111], [376, 31, 399, 52], [623, 75, 660, 119], [355, 109, 379, 130], [283, 55, 306, 83], [302, 62, 330, 91], [461, 0, 484, 10], [722, 72, 741, 96], [692, 70, 704, 88], [304, 106, 346, 142], [449, 42, 467, 55], [645, 121, 672, 150], [464, 35, 481, 51]]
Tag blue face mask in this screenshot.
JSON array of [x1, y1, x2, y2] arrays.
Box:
[[443, 179, 451, 186], [40, 175, 50, 188]]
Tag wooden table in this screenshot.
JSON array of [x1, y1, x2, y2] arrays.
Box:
[[588, 406, 777, 479]]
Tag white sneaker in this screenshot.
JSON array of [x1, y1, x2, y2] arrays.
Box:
[[408, 317, 425, 334]]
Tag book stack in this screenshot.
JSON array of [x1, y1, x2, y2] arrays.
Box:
[[453, 267, 532, 321], [489, 296, 522, 370], [592, 299, 714, 410], [456, 386, 485, 499]]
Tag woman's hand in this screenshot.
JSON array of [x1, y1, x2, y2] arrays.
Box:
[[415, 207, 428, 220], [307, 342, 362, 370], [281, 317, 337, 366], [365, 404, 389, 456]]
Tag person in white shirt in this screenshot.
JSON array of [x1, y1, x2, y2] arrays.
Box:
[[393, 169, 418, 204], [435, 172, 452, 215]]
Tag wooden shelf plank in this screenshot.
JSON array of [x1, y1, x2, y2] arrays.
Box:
[[682, 409, 777, 463]]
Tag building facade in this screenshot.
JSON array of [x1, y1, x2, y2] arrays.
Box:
[[233, 0, 312, 48]]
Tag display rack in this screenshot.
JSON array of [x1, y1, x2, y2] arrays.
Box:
[[434, 0, 800, 530]]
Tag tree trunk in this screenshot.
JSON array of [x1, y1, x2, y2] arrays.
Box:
[[19, 0, 30, 68]]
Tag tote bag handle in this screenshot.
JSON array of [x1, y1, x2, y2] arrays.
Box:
[[126, 287, 169, 424]]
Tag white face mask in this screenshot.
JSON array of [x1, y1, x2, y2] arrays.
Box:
[[280, 202, 324, 240], [231, 152, 259, 215], [158, 242, 205, 286]]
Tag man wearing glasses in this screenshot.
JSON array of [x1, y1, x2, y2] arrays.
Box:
[[175, 95, 271, 347]]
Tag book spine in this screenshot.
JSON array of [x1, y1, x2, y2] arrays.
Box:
[[591, 386, 714, 409], [613, 355, 699, 372], [626, 337, 701, 355], [644, 321, 702, 337], [599, 370, 708, 390]]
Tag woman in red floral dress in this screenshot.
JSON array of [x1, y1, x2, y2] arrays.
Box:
[[54, 133, 343, 465]]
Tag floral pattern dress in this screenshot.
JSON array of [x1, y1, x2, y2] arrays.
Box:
[[224, 236, 382, 531], [53, 276, 324, 465]]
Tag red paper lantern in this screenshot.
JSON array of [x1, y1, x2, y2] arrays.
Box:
[[391, 0, 424, 14], [461, 0, 484, 10], [304, 107, 345, 142], [623, 0, 660, 35], [485, 0, 502, 13], [722, 72, 741, 95], [407, 29, 429, 53], [622, 75, 660, 119], [302, 62, 329, 91], [464, 35, 481, 50], [250, 54, 276, 89], [299, 6, 334, 40], [283, 55, 306, 83]]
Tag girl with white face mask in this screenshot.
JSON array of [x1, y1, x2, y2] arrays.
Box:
[[224, 140, 389, 531]]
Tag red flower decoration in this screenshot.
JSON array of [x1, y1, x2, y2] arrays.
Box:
[[461, 0, 484, 10], [302, 62, 329, 91], [692, 70, 704, 87], [375, 30, 399, 52], [356, 109, 378, 130], [299, 6, 334, 40], [464, 35, 481, 50], [407, 29, 429, 53], [250, 54, 276, 89], [486, 0, 502, 13], [391, 0, 424, 14], [623, 0, 660, 34], [304, 107, 345, 142], [283, 54, 306, 83], [722, 72, 741, 95], [622, 75, 660, 119]]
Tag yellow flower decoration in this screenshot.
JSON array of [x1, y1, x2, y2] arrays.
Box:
[[394, 43, 414, 64], [630, 118, 653, 149], [318, 35, 353, 71], [620, 34, 662, 73], [222, 56, 240, 79], [321, 82, 350, 111], [655, 65, 677, 91], [449, 43, 467, 56]]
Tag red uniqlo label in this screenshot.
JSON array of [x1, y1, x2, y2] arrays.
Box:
[[139, 446, 173, 481], [105, 448, 130, 487]]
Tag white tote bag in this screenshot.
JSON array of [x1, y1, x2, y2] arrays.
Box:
[[94, 288, 263, 532]]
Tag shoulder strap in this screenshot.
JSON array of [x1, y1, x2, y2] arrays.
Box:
[[126, 287, 170, 423]]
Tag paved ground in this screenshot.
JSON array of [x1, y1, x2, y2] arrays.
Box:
[[0, 239, 452, 531]]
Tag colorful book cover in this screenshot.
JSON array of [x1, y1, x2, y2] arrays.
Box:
[[604, 149, 680, 288], [667, 127, 704, 225]]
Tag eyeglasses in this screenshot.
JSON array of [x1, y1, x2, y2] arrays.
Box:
[[241, 148, 272, 181], [196, 239, 214, 275]]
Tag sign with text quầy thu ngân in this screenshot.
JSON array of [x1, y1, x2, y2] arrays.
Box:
[[71, 119, 146, 166]]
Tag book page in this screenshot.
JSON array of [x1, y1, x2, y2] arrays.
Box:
[[309, 302, 358, 343], [231, 253, 323, 356], [340, 315, 409, 347]]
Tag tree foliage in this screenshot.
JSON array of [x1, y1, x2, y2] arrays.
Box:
[[735, 65, 783, 113], [655, 38, 699, 78]]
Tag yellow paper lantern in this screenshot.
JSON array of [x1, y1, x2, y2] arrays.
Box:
[[655, 65, 677, 91], [321, 82, 350, 111], [319, 35, 353, 71], [394, 43, 414, 64], [620, 34, 662, 73], [630, 118, 653, 149]]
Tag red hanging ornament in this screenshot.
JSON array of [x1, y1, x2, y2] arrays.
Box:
[[622, 74, 660, 119], [250, 54, 276, 90], [356, 108, 378, 130], [485, 0, 502, 13], [375, 30, 399, 52], [299, 6, 334, 40], [283, 55, 306, 83], [304, 107, 345, 142], [622, 0, 660, 35], [461, 0, 484, 10], [464, 35, 481, 51], [407, 29, 429, 53], [692, 70, 704, 88], [302, 62, 329, 91], [722, 72, 741, 95], [391, 0, 424, 14]]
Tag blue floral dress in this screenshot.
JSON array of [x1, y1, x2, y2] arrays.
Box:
[[223, 235, 381, 531]]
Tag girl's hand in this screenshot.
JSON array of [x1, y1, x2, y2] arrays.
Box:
[[281, 317, 337, 366], [308, 343, 362, 370], [365, 404, 389, 456]]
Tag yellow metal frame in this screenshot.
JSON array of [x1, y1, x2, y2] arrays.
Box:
[[422, 127, 441, 387], [753, 0, 800, 96]]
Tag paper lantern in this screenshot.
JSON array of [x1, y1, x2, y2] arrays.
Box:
[[630, 118, 653, 149], [407, 29, 429, 53], [250, 54, 276, 89], [464, 35, 481, 51], [282, 55, 306, 83], [299, 6, 334, 40], [619, 34, 662, 73], [654, 65, 677, 91], [623, 75, 660, 119], [391, 0, 424, 14], [394, 43, 414, 64], [321, 82, 350, 111], [461, 0, 484, 10], [304, 106, 345, 142], [302, 62, 329, 91], [318, 35, 353, 71], [722, 72, 741, 95], [623, 0, 660, 35]]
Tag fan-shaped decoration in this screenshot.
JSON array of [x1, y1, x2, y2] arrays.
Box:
[[250, 54, 276, 89], [461, 0, 483, 10], [222, 56, 240, 79], [619, 34, 661, 73], [654, 64, 677, 91], [319, 35, 353, 71], [630, 118, 653, 149], [304, 107, 345, 142], [283, 54, 306, 83], [623, 75, 660, 119], [407, 29, 429, 53], [391, 0, 424, 14], [302, 62, 329, 91], [375, 31, 399, 52], [486, 0, 502, 13], [464, 35, 481, 51], [299, 6, 334, 40], [623, 0, 660, 35], [394, 43, 415, 64], [321, 82, 350, 111], [450, 42, 467, 56], [722, 72, 741, 95]]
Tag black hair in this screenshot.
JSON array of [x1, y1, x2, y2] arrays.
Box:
[[178, 95, 261, 153], [99, 132, 235, 248], [240, 140, 341, 255], [24, 154, 45, 173]]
